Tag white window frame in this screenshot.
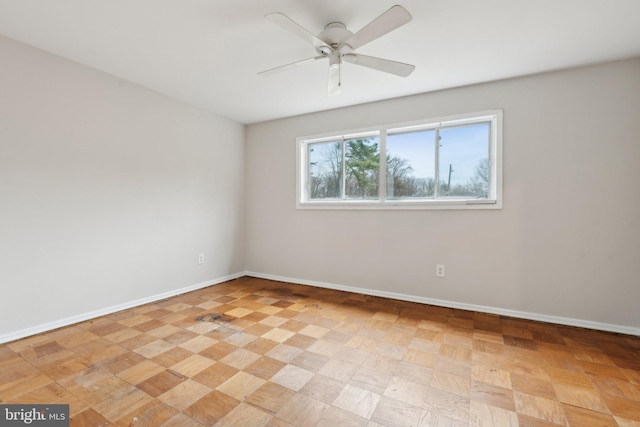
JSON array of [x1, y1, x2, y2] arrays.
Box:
[[296, 110, 503, 210]]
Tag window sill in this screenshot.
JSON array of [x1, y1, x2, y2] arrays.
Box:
[[297, 198, 501, 210]]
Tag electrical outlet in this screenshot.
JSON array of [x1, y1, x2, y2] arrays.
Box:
[[436, 264, 445, 277], [198, 253, 205, 265]]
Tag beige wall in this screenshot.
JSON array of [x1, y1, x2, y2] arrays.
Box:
[[245, 58, 640, 333], [0, 36, 245, 340], [1, 33, 638, 339]]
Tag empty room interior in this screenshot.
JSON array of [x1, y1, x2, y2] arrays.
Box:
[[1, 1, 639, 426]]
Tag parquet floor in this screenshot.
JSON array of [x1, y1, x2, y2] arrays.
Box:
[[1, 277, 639, 426]]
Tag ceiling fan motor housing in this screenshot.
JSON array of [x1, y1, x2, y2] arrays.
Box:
[[317, 22, 353, 54]]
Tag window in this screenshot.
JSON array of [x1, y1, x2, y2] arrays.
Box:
[[297, 110, 502, 209]]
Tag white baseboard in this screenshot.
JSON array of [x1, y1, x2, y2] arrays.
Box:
[[0, 272, 247, 345], [3, 270, 636, 344], [246, 271, 640, 337]]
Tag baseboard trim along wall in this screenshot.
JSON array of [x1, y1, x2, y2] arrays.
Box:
[[246, 272, 640, 337], [0, 272, 246, 345], [3, 271, 637, 344]]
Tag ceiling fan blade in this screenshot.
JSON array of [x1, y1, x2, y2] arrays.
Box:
[[327, 64, 341, 96], [258, 56, 326, 76], [339, 5, 411, 52], [265, 12, 330, 50], [343, 53, 415, 77]]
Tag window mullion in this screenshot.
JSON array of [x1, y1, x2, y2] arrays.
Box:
[[379, 130, 387, 202], [305, 143, 311, 201], [341, 138, 346, 200], [434, 128, 440, 199]]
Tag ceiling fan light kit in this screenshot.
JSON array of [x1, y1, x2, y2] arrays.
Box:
[[259, 5, 415, 96]]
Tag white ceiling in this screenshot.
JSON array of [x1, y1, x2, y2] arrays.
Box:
[[1, 1, 639, 124]]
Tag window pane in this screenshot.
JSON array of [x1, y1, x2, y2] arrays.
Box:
[[438, 123, 490, 198], [344, 137, 380, 199], [386, 130, 435, 199], [308, 141, 342, 199]]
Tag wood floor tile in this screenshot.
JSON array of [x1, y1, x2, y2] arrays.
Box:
[[562, 403, 618, 427], [153, 346, 194, 367], [430, 369, 471, 398], [290, 350, 330, 372], [318, 358, 359, 382], [472, 363, 512, 389], [244, 337, 281, 355], [333, 345, 369, 365], [299, 324, 330, 339], [592, 376, 640, 401], [11, 381, 75, 405], [219, 348, 261, 370], [370, 395, 423, 427], [602, 394, 640, 421], [70, 408, 110, 427], [99, 351, 146, 374], [615, 416, 640, 427], [133, 339, 175, 359], [435, 356, 472, 378], [409, 337, 441, 354], [178, 335, 217, 353], [395, 360, 434, 387], [81, 375, 134, 406], [439, 343, 472, 362], [350, 366, 393, 394], [470, 380, 516, 411], [33, 356, 90, 381], [136, 369, 187, 397], [374, 342, 407, 360], [316, 406, 368, 427], [516, 413, 566, 427], [276, 393, 329, 426], [307, 339, 342, 357], [6, 334, 50, 353], [1, 277, 638, 427], [283, 333, 317, 350], [333, 383, 382, 418], [158, 379, 212, 411], [199, 341, 237, 360], [244, 356, 286, 380], [163, 329, 199, 345], [215, 402, 272, 427], [94, 387, 154, 422], [403, 348, 438, 368], [552, 382, 610, 413], [469, 400, 519, 427], [113, 400, 177, 427], [270, 364, 314, 391], [384, 376, 429, 407], [262, 327, 296, 343], [418, 410, 469, 427], [117, 359, 165, 385], [217, 371, 266, 400], [423, 387, 471, 423], [580, 360, 628, 381], [511, 373, 558, 400], [246, 381, 296, 414], [514, 391, 568, 425], [545, 366, 593, 389], [362, 353, 400, 376], [299, 373, 345, 404], [0, 373, 54, 402], [183, 389, 239, 425]]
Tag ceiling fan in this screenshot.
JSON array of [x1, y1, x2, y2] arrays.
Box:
[[259, 5, 415, 95]]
